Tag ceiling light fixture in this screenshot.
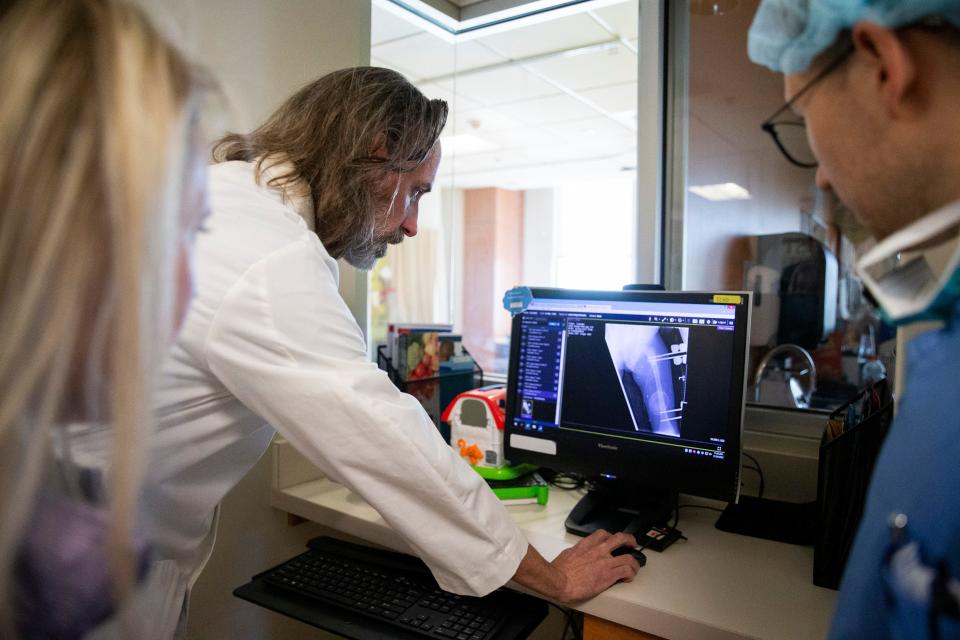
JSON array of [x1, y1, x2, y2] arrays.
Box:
[[379, 0, 631, 41], [439, 134, 498, 155], [688, 182, 751, 201]]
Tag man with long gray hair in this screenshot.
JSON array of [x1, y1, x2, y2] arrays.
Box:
[[129, 66, 640, 635]]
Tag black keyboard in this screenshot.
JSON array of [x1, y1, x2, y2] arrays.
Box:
[[245, 536, 545, 640]]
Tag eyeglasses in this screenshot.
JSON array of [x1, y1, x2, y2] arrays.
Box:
[[761, 44, 854, 169]]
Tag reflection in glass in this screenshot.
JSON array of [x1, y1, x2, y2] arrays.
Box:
[[369, 1, 641, 375]]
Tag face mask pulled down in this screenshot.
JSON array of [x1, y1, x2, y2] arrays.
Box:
[[857, 201, 960, 326]]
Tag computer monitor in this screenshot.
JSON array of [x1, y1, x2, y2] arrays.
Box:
[[504, 288, 751, 537]]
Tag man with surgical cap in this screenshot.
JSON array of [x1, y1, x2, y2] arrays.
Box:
[[748, 1, 960, 638]]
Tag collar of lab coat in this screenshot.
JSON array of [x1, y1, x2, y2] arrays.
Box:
[[257, 157, 316, 232]]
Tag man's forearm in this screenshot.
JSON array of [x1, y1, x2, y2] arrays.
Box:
[[511, 544, 569, 602]]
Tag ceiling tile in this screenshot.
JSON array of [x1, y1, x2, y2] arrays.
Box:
[[372, 1, 645, 190], [578, 82, 636, 114], [691, 98, 771, 154], [370, 55, 417, 81], [493, 93, 598, 125], [480, 126, 556, 149], [450, 66, 560, 105], [590, 1, 639, 41], [528, 137, 635, 165], [690, 1, 782, 109], [544, 115, 634, 141], [372, 32, 506, 81], [442, 153, 634, 190], [449, 106, 526, 134], [526, 42, 637, 92], [417, 82, 482, 112], [474, 13, 612, 60], [688, 114, 740, 162], [437, 147, 542, 176], [371, 5, 421, 46]]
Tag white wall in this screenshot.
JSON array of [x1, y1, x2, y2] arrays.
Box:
[[139, 0, 372, 334], [133, 2, 371, 638], [442, 188, 466, 334], [185, 455, 339, 640], [522, 188, 557, 287], [140, 0, 371, 130]]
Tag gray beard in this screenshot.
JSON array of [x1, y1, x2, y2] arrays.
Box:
[[341, 229, 404, 271]]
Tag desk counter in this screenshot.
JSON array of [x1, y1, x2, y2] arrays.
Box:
[[271, 477, 836, 640]]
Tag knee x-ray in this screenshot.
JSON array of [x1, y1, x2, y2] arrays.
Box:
[[604, 324, 688, 437]]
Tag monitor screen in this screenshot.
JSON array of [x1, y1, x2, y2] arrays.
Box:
[[504, 288, 751, 509]]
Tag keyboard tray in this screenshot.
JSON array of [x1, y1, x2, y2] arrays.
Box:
[[234, 536, 547, 640]]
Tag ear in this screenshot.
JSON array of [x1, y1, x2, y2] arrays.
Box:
[[369, 132, 388, 158], [851, 22, 918, 118]]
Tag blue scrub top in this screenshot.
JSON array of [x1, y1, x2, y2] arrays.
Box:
[[829, 303, 960, 639]]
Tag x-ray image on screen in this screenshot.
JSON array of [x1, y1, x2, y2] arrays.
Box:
[[604, 324, 689, 437]]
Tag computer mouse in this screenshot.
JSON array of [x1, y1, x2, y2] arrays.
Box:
[[611, 545, 647, 567]]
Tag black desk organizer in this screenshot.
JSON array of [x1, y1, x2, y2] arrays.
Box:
[[377, 345, 483, 442], [813, 377, 894, 589], [715, 378, 893, 590]]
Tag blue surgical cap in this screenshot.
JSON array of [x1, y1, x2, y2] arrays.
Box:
[[748, 0, 960, 75]]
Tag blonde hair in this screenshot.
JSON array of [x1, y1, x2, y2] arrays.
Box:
[[212, 67, 447, 267], [0, 0, 198, 632]]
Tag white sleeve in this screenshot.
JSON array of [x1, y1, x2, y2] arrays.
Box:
[[202, 237, 528, 596]]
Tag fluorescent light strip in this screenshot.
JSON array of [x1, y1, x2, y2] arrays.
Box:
[[381, 0, 630, 39], [688, 182, 751, 202], [439, 134, 498, 155]]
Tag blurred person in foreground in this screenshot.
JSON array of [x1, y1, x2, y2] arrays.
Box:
[[0, 0, 208, 637], [748, 1, 960, 638]]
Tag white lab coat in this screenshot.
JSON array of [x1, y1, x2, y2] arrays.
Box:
[[80, 160, 528, 639]]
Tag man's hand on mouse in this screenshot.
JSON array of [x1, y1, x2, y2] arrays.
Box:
[[511, 530, 641, 605]]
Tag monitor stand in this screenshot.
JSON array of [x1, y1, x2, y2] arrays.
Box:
[[564, 486, 674, 538]]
